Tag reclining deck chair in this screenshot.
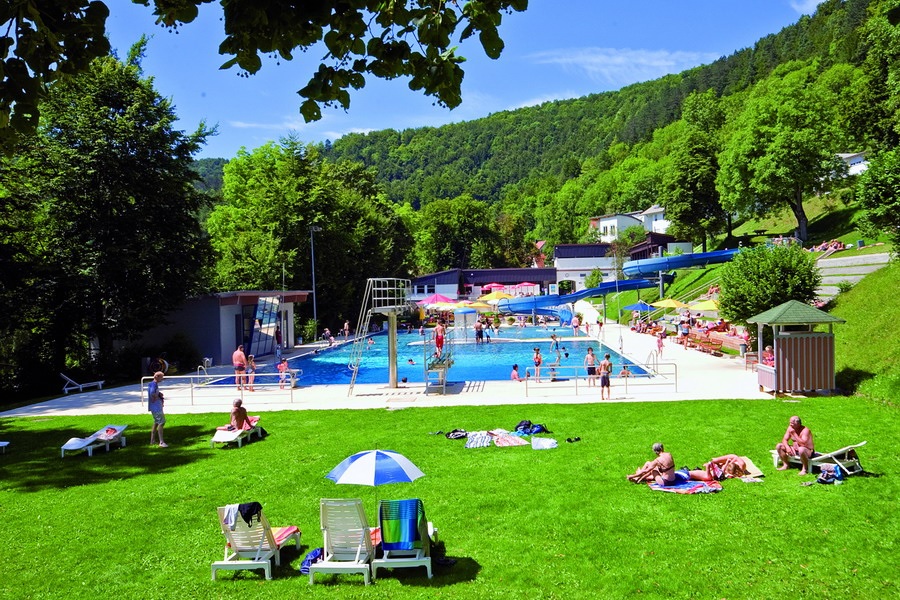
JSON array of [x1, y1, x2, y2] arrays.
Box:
[[211, 503, 301, 580], [771, 440, 867, 475], [210, 421, 262, 448], [372, 498, 437, 580], [60, 425, 127, 457], [308, 498, 375, 585], [60, 373, 105, 394]]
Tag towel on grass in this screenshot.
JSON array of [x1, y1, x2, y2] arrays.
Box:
[[740, 456, 764, 478], [648, 480, 722, 494], [380, 499, 426, 552], [465, 431, 492, 448]]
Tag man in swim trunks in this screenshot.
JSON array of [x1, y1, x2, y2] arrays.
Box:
[[598, 353, 612, 400], [433, 319, 446, 358], [583, 347, 597, 386], [775, 415, 815, 475], [627, 443, 677, 485], [232, 344, 246, 390]]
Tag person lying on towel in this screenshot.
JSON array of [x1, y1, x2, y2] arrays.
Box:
[[627, 442, 678, 485], [678, 455, 748, 482]]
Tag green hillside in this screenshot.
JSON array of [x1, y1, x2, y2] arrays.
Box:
[[831, 260, 900, 398]]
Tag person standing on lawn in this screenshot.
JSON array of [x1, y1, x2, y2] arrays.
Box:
[[148, 371, 168, 448]]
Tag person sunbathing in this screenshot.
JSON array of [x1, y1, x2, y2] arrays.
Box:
[[219, 398, 259, 431], [627, 443, 677, 485], [677, 455, 748, 481]]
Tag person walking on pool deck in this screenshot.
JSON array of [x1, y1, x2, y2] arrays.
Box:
[[775, 416, 815, 475], [147, 371, 168, 448], [245, 355, 257, 392], [598, 353, 612, 400], [232, 344, 247, 390]]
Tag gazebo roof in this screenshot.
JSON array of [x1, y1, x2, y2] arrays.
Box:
[[747, 300, 846, 325]]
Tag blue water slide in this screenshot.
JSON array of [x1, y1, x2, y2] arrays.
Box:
[[495, 278, 658, 316], [622, 249, 740, 277]]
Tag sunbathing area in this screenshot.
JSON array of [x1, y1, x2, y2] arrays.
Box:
[[0, 313, 895, 599]]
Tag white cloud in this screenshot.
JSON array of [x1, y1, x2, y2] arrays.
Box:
[[528, 47, 721, 88], [790, 0, 821, 15]]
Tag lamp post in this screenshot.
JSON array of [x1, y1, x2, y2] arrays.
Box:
[[309, 226, 322, 327]]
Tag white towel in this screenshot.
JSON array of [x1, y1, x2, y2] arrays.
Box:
[[223, 504, 240, 530]]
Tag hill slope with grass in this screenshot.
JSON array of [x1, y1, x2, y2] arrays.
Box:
[[830, 259, 900, 399]]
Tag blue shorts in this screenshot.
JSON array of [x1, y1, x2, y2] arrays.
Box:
[[151, 410, 166, 425]]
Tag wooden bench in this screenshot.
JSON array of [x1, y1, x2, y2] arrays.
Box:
[[700, 339, 723, 355]]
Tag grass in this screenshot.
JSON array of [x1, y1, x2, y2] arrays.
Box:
[[830, 260, 900, 396], [1, 398, 897, 599]]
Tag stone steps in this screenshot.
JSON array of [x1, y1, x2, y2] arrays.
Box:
[[816, 253, 891, 299]]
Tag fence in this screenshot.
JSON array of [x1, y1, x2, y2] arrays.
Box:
[[521, 362, 678, 397], [140, 368, 304, 408]]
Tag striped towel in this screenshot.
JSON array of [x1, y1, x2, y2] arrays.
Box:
[[379, 499, 426, 551], [465, 431, 492, 448]]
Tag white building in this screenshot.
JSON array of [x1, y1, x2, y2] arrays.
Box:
[[590, 205, 670, 242], [837, 152, 869, 177], [553, 244, 616, 290]]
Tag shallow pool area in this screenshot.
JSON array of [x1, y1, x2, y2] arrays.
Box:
[[247, 329, 645, 386]]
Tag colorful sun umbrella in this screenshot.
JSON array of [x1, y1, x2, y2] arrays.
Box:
[[691, 299, 720, 312], [479, 291, 514, 302], [651, 298, 689, 309], [482, 283, 506, 290], [416, 293, 452, 306]]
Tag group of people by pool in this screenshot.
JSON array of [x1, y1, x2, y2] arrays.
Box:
[[627, 415, 815, 486], [509, 336, 632, 400]]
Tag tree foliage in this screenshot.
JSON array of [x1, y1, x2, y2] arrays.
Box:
[[206, 139, 413, 326], [856, 147, 900, 248], [1, 0, 527, 150], [0, 40, 211, 394], [716, 62, 859, 241], [718, 245, 821, 325]]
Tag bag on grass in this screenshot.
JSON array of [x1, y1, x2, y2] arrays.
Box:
[[300, 547, 324, 574], [816, 464, 843, 484], [445, 429, 468, 440]]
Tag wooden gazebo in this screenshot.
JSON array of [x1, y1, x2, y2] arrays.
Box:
[[747, 300, 845, 395]]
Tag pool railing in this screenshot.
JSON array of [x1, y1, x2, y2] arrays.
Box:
[[521, 362, 677, 397]]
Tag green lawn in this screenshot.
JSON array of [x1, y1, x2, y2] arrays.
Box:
[[1, 398, 896, 599]]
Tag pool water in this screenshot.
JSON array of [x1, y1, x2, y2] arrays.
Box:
[[263, 330, 644, 386]]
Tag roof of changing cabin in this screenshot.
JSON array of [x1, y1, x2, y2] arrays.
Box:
[[213, 290, 310, 304], [747, 300, 846, 325], [412, 268, 558, 287], [554, 243, 612, 259]]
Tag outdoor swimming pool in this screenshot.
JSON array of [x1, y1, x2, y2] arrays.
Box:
[[236, 328, 644, 386]]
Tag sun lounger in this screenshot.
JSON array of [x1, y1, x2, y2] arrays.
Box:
[[61, 425, 127, 457], [60, 373, 105, 394], [212, 504, 301, 580], [210, 422, 262, 448], [309, 498, 375, 585], [771, 441, 867, 475], [372, 498, 437, 580]]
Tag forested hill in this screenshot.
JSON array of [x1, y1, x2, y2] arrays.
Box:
[[319, 0, 871, 207]]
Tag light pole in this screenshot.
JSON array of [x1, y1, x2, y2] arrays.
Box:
[[309, 226, 322, 328]]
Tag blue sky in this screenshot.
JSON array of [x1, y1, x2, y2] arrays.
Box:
[[106, 1, 822, 158]]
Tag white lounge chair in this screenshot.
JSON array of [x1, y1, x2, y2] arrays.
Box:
[[210, 423, 262, 448], [60, 373, 105, 394], [61, 425, 127, 457], [211, 504, 301, 580], [308, 498, 375, 585], [372, 498, 437, 580], [771, 440, 867, 475]]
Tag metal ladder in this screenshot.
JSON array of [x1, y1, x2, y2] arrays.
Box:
[[347, 278, 411, 395]]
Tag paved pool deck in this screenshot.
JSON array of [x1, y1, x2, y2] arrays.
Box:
[[0, 323, 777, 420]]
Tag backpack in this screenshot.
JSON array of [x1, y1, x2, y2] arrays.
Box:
[[445, 429, 468, 440], [816, 464, 843, 484], [515, 420, 532, 432]]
